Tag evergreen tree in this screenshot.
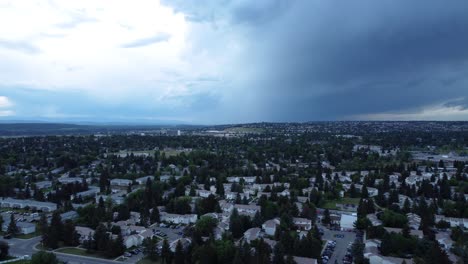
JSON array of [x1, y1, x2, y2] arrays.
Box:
[[273, 242, 286, 264], [46, 211, 63, 249], [233, 249, 245, 264], [161, 239, 172, 264], [31, 251, 59, 264], [230, 208, 243, 238], [403, 198, 411, 213], [0, 241, 9, 260], [349, 183, 357, 198], [150, 207, 160, 223], [109, 233, 125, 258], [174, 240, 185, 264], [63, 220, 79, 246], [361, 184, 369, 199], [253, 212, 263, 227], [254, 238, 271, 264], [94, 224, 109, 252], [143, 237, 158, 261], [285, 254, 296, 264], [323, 209, 331, 225], [7, 214, 18, 235]]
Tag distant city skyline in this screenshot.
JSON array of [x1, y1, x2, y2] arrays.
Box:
[[1, 0, 468, 123]]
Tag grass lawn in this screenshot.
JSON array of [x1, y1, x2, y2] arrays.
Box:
[[15, 232, 40, 239], [55, 248, 113, 259], [137, 257, 161, 264], [5, 260, 30, 264], [322, 197, 360, 210]]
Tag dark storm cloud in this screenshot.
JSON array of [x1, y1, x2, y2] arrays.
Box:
[[165, 0, 468, 121]]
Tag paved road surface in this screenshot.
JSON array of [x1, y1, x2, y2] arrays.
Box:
[[6, 236, 125, 264]]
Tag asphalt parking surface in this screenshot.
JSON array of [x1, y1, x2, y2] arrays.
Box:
[[149, 224, 185, 243], [321, 228, 356, 264]]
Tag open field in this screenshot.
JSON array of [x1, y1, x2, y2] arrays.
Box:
[[322, 197, 360, 210], [55, 247, 113, 259]]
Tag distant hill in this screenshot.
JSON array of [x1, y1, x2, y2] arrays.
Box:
[[0, 123, 196, 137]]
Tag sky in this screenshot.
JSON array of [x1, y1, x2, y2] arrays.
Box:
[[0, 0, 468, 124]]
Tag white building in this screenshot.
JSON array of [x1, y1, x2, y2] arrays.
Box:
[[136, 176, 155, 185], [160, 212, 198, 224], [435, 215, 468, 228], [262, 219, 280, 236], [34, 181, 52, 190], [76, 226, 95, 243], [110, 179, 133, 187], [292, 217, 312, 231], [235, 204, 261, 218], [0, 198, 57, 212], [244, 227, 261, 243], [74, 187, 100, 199], [340, 214, 357, 231], [169, 238, 192, 252]]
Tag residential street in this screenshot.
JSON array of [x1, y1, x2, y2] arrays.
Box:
[[6, 236, 125, 264]]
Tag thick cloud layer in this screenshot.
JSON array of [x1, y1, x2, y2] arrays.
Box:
[[1, 0, 468, 123], [162, 0, 468, 121]]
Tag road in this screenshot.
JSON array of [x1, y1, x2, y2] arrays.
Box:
[[320, 227, 356, 264], [7, 236, 41, 257], [6, 236, 125, 264]]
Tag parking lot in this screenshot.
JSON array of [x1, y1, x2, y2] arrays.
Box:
[[320, 227, 356, 264], [150, 224, 185, 241]]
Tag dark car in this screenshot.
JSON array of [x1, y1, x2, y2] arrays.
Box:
[[3, 234, 12, 239]]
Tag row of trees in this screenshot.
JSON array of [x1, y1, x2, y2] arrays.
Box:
[[82, 223, 126, 258], [38, 212, 80, 249]]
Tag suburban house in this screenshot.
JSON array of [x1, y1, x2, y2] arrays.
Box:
[[60, 211, 79, 221], [160, 175, 182, 183], [227, 176, 256, 184], [169, 238, 192, 252], [293, 256, 318, 264], [0, 198, 57, 212], [96, 193, 125, 205], [73, 187, 100, 199], [243, 227, 261, 243], [2, 219, 36, 234], [234, 204, 261, 217], [219, 200, 234, 213], [292, 217, 312, 231], [435, 215, 468, 228], [262, 219, 280, 236], [406, 213, 422, 230], [384, 227, 424, 239], [110, 179, 133, 187], [34, 181, 52, 190], [160, 212, 198, 224], [76, 226, 95, 243], [123, 229, 155, 248], [136, 175, 154, 185], [366, 213, 383, 227]]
